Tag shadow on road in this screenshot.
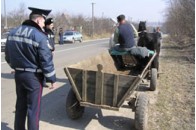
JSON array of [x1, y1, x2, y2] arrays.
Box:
[[40, 79, 136, 130], [1, 122, 13, 130], [97, 114, 135, 130], [40, 80, 99, 129]]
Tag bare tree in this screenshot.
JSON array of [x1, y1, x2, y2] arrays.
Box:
[[1, 3, 114, 38], [6, 3, 28, 27], [164, 0, 195, 44]]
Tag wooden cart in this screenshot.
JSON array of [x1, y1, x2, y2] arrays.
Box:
[[64, 51, 157, 130]]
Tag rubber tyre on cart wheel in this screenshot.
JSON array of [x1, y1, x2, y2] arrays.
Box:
[[150, 68, 157, 91], [66, 89, 84, 119], [135, 93, 148, 130]]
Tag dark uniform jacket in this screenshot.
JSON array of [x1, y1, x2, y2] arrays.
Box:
[[45, 28, 55, 51], [5, 20, 56, 83], [118, 23, 135, 48]]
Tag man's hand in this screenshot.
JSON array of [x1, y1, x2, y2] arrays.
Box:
[[11, 70, 15, 74], [49, 82, 57, 89]]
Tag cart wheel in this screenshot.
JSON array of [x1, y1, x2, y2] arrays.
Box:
[[66, 89, 85, 119], [150, 68, 157, 91], [135, 93, 148, 130], [152, 56, 159, 70]]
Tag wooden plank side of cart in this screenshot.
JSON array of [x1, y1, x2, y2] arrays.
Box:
[[64, 52, 157, 110], [64, 67, 139, 110], [140, 52, 157, 77]]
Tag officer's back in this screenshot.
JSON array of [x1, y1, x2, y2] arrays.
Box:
[[5, 7, 56, 130], [6, 24, 49, 69]]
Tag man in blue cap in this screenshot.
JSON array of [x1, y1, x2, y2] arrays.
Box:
[[45, 18, 55, 52], [5, 7, 57, 130]]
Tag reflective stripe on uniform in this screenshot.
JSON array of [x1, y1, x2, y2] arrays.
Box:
[[46, 40, 53, 50], [44, 70, 55, 77], [47, 43, 53, 50], [25, 68, 42, 72], [48, 35, 54, 38], [8, 36, 39, 47], [15, 68, 24, 71], [15, 68, 42, 73]]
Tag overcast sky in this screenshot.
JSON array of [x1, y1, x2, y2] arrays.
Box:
[[1, 0, 167, 22]]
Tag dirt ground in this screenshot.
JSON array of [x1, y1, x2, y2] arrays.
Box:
[[147, 38, 195, 130]]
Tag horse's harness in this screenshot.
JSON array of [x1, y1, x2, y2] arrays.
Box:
[[138, 30, 147, 34], [138, 30, 147, 38]]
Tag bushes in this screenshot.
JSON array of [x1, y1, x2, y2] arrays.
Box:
[[164, 0, 195, 44]]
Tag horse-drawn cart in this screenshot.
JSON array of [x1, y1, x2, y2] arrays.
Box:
[[64, 51, 157, 130]]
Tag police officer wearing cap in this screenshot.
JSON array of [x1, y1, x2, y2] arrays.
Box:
[[5, 7, 57, 130], [45, 18, 55, 51]]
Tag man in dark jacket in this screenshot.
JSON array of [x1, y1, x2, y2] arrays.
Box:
[[5, 7, 57, 130], [113, 14, 135, 51], [45, 18, 55, 51], [111, 15, 154, 69], [112, 14, 135, 69], [59, 28, 64, 45]]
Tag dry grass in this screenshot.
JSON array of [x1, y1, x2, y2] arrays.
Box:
[[83, 33, 111, 41], [148, 39, 195, 130]]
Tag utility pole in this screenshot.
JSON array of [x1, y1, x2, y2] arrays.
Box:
[[4, 0, 7, 28], [91, 2, 95, 37]]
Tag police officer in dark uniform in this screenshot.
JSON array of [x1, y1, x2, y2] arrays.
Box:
[[44, 18, 55, 51], [5, 7, 57, 130]]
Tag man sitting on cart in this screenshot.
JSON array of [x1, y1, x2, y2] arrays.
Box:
[[111, 14, 135, 69], [111, 14, 154, 69], [113, 14, 135, 52]]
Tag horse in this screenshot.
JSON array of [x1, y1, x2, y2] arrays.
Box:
[[137, 21, 161, 70]]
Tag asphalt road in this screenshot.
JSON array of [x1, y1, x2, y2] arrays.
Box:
[[1, 39, 136, 130]]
